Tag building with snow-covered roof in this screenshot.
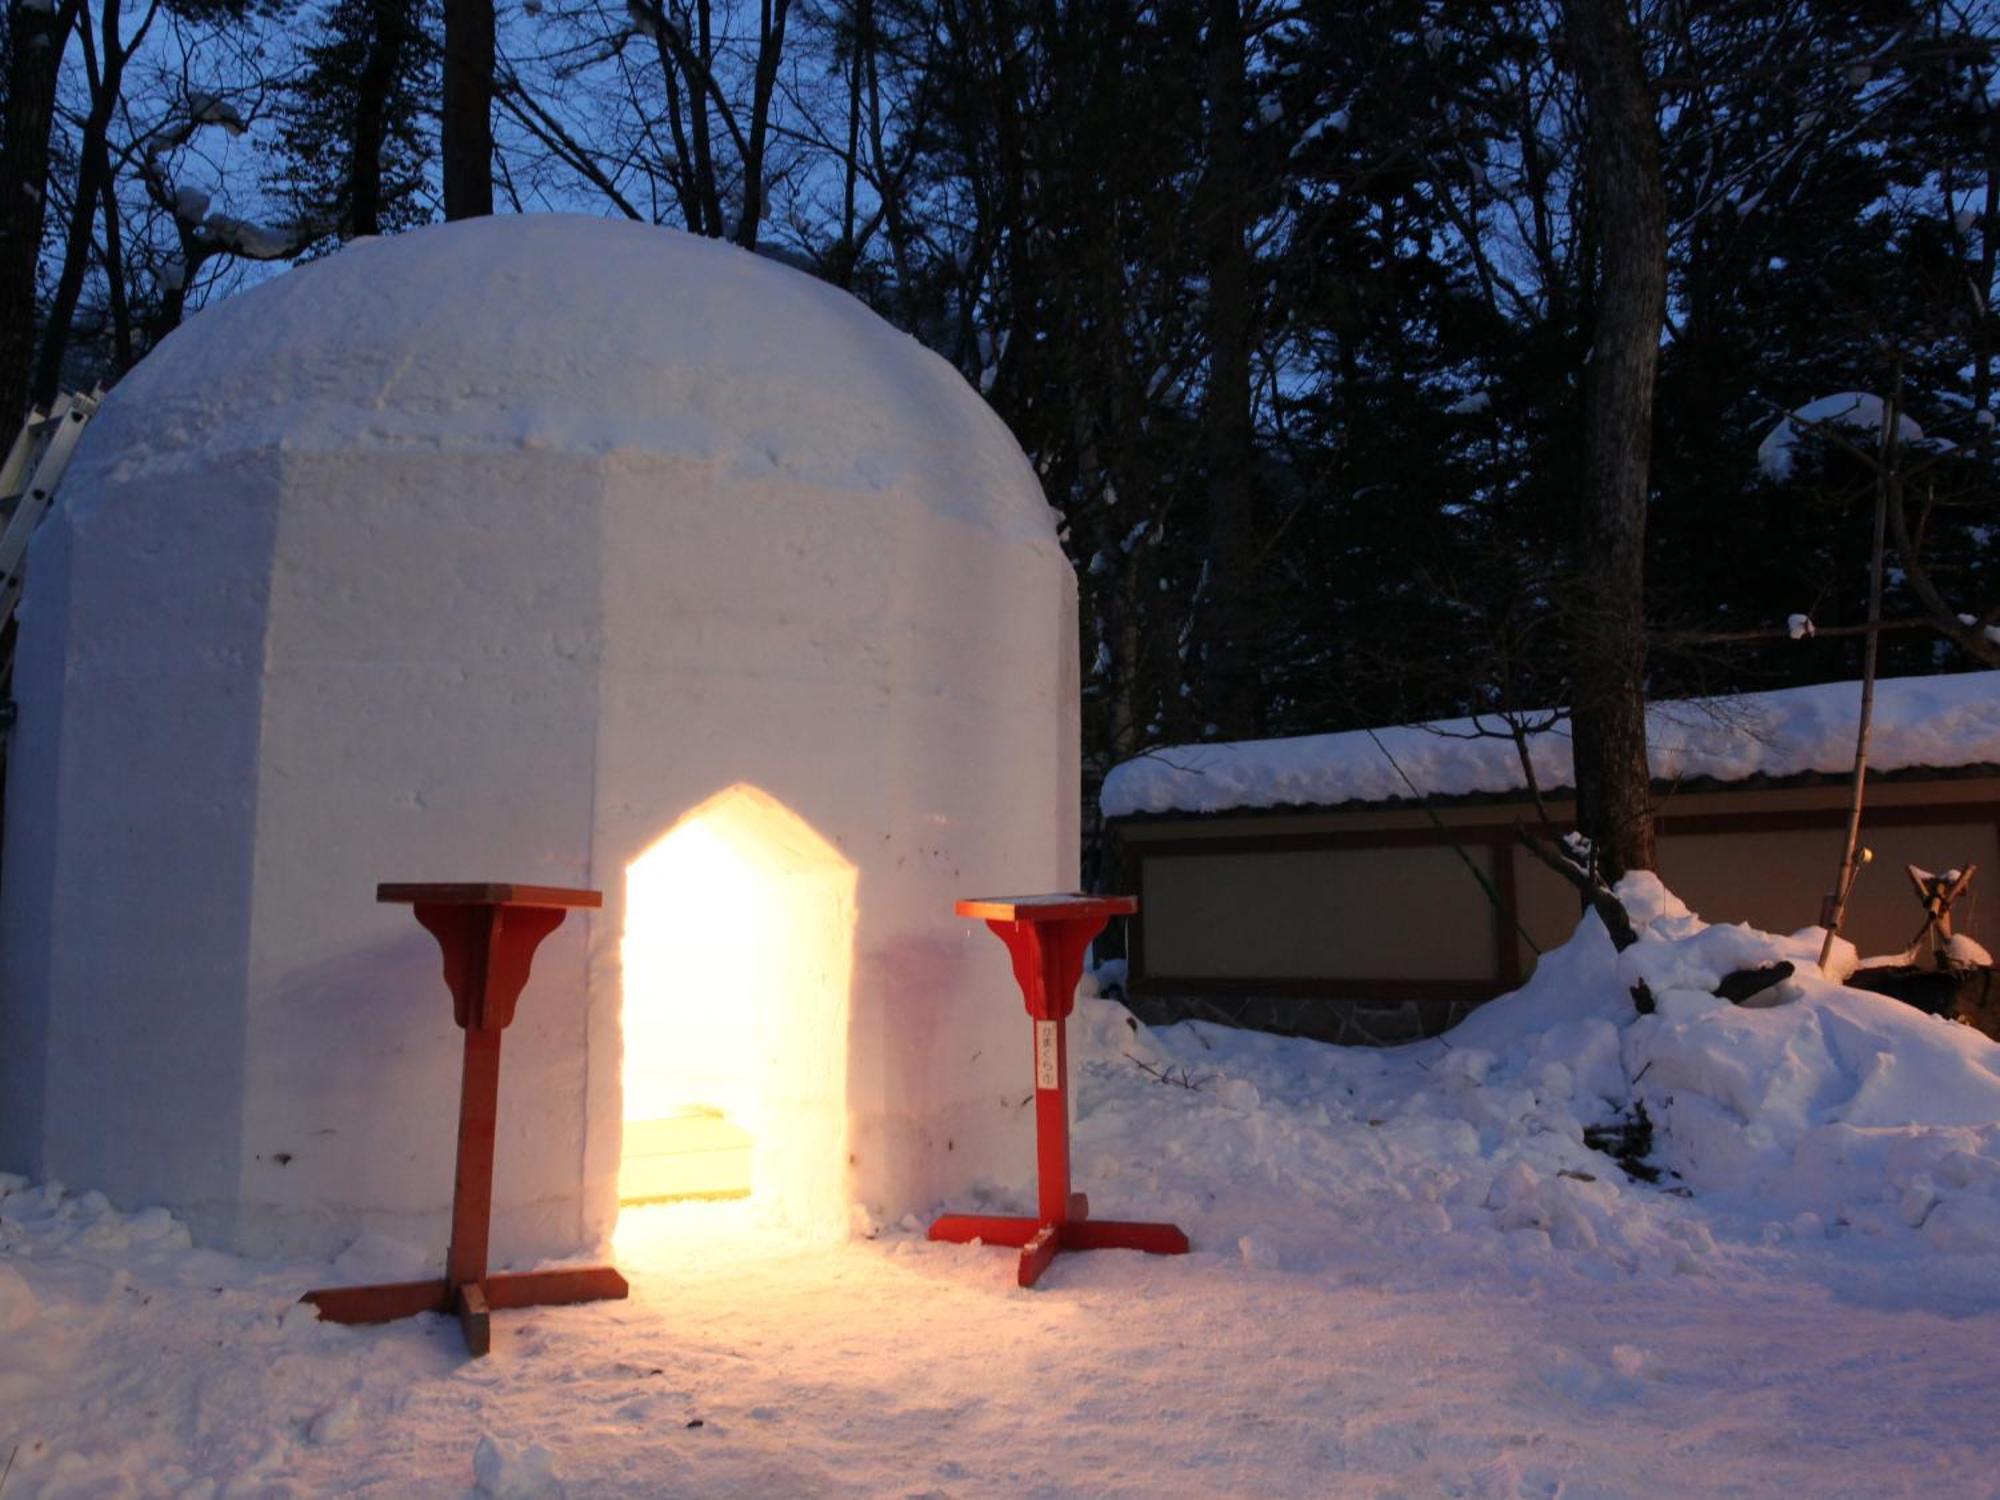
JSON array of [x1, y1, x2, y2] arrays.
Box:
[[0, 215, 1076, 1261], [1103, 673, 2000, 1043]]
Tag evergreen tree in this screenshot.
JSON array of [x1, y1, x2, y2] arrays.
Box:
[[272, 0, 440, 239]]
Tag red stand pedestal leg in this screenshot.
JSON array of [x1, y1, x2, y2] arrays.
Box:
[[303, 884, 629, 1356], [1018, 1223, 1062, 1287], [929, 894, 1189, 1288], [449, 1021, 504, 1293]]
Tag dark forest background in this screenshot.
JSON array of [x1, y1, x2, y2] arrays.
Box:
[[4, 0, 1998, 856]]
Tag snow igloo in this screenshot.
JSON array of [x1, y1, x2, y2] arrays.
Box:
[[0, 215, 1076, 1262]]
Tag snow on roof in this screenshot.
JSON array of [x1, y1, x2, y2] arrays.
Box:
[[66, 214, 1053, 545], [1100, 670, 2000, 819]]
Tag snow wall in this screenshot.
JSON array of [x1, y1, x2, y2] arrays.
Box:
[[0, 215, 1075, 1262]]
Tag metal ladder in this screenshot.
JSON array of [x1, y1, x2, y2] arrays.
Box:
[[0, 390, 101, 706]]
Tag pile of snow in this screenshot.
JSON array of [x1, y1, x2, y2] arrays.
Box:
[[1101, 669, 2000, 816], [0, 1174, 192, 1257], [1070, 872, 2000, 1271], [1431, 873, 2000, 1253]]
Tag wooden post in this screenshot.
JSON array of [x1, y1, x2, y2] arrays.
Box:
[[447, 1022, 503, 1292], [302, 884, 628, 1356], [929, 894, 1189, 1289]]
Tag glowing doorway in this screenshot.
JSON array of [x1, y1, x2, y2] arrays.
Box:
[[618, 785, 857, 1233]]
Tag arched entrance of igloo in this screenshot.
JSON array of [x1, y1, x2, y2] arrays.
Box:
[[617, 785, 857, 1235]]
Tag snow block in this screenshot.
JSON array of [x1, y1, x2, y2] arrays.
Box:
[[0, 216, 1073, 1262]]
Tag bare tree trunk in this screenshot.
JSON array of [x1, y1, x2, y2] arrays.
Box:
[[33, 155, 101, 410], [1199, 0, 1257, 739], [836, 0, 866, 279], [1818, 396, 1894, 969], [862, 8, 913, 313], [92, 127, 132, 373], [350, 0, 413, 235], [691, 0, 720, 233], [442, 0, 494, 218], [154, 222, 200, 339], [34, 0, 130, 406], [1, 0, 84, 420], [731, 0, 792, 248], [643, 28, 700, 231], [1562, 0, 1664, 883], [1971, 83, 1999, 420]]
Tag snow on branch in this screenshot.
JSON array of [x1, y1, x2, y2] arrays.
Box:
[[1756, 392, 1927, 481], [185, 91, 248, 135], [196, 213, 317, 262], [134, 90, 330, 281]]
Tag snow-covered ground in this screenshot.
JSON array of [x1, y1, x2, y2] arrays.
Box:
[[8, 881, 2000, 1498]]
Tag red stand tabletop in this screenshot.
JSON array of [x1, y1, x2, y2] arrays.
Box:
[[378, 882, 603, 909], [302, 880, 626, 1355], [930, 890, 1187, 1287], [955, 893, 1137, 923]]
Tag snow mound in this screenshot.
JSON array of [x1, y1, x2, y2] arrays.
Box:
[[1447, 872, 2000, 1249], [1101, 670, 2000, 816], [1060, 875, 2000, 1286], [1071, 987, 1726, 1282], [0, 1177, 192, 1255]]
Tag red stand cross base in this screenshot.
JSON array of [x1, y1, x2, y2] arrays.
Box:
[[301, 884, 629, 1356], [929, 894, 1189, 1288]]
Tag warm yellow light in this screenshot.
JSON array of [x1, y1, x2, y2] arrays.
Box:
[[617, 785, 857, 1234]]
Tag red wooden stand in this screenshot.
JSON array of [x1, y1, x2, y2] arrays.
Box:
[[929, 893, 1189, 1287], [302, 883, 629, 1356]]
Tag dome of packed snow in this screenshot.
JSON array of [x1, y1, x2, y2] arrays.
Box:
[[0, 215, 1077, 1261], [56, 215, 1056, 541]]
